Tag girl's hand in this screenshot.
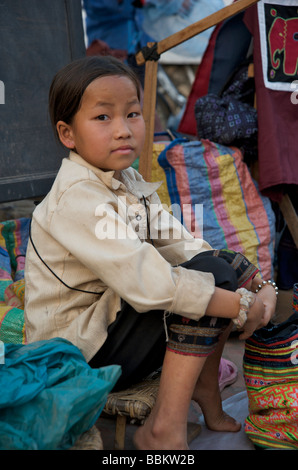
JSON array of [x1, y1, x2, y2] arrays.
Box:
[[238, 296, 265, 340], [238, 283, 277, 340], [255, 283, 277, 326]]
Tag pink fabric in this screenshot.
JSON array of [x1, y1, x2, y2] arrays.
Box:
[[219, 358, 237, 392]]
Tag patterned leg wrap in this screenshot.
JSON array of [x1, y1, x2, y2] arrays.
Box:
[[166, 316, 230, 357]]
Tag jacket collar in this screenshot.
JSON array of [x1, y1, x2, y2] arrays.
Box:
[[68, 151, 161, 198]]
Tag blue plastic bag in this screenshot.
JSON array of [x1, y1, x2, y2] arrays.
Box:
[[0, 338, 121, 449]]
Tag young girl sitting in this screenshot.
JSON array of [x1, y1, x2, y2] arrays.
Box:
[[24, 56, 277, 450]]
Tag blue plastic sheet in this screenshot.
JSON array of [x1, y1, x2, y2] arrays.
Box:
[[142, 0, 225, 63], [0, 338, 121, 450]]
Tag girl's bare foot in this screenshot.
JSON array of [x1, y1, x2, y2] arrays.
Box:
[[133, 412, 189, 450], [192, 383, 241, 433]]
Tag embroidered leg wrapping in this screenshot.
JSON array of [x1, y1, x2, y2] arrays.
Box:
[[166, 316, 230, 357]]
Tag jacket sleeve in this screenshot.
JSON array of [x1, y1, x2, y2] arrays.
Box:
[[49, 181, 215, 321]]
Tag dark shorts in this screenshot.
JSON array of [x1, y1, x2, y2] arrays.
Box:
[[89, 249, 258, 390]]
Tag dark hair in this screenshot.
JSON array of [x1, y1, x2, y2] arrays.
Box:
[[49, 55, 141, 140]]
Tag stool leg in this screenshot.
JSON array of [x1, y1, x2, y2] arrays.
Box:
[[114, 415, 127, 450]]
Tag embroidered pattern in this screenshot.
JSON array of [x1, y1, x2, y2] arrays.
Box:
[[166, 321, 227, 357], [244, 321, 298, 449], [258, 0, 298, 91]]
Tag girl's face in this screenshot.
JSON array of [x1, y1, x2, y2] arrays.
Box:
[[56, 75, 145, 179]]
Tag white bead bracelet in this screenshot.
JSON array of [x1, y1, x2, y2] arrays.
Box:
[[255, 279, 278, 296], [233, 288, 256, 329]]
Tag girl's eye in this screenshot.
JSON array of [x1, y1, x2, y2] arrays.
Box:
[[96, 114, 109, 121], [128, 111, 140, 118]]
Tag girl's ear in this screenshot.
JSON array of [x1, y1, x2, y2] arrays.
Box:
[[56, 121, 75, 149]]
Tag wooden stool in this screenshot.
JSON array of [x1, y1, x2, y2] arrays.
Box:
[[103, 372, 160, 449], [103, 372, 201, 450]]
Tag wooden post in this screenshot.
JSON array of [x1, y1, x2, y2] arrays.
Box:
[[279, 194, 298, 249], [136, 0, 259, 66], [138, 56, 158, 181]]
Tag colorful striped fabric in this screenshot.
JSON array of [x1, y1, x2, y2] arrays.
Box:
[[243, 312, 298, 449], [158, 138, 275, 280], [133, 141, 172, 209], [0, 218, 30, 345]]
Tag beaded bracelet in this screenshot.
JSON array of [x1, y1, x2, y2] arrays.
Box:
[[233, 288, 256, 329], [255, 279, 279, 296]]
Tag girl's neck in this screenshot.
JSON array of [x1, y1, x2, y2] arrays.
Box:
[[113, 170, 122, 181]]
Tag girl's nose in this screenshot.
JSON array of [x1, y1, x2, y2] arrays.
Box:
[[114, 118, 132, 138]]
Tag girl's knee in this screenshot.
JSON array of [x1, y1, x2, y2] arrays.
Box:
[[214, 259, 238, 291], [182, 253, 238, 291]]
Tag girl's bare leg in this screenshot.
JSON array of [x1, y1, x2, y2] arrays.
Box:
[[192, 323, 241, 432], [134, 324, 240, 450], [133, 349, 208, 450]]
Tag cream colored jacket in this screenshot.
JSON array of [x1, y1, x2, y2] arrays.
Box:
[[24, 151, 214, 362]]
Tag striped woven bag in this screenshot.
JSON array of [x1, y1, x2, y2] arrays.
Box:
[[243, 311, 298, 450]]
